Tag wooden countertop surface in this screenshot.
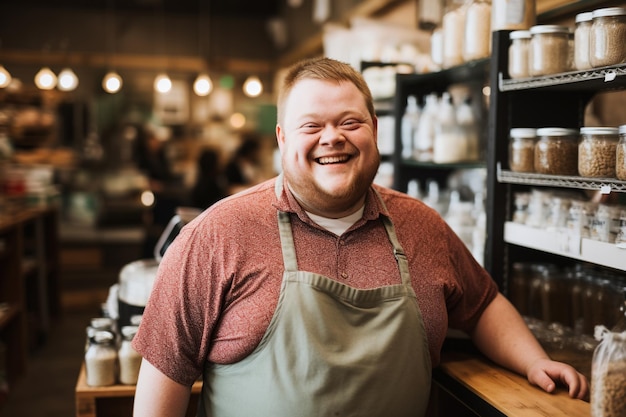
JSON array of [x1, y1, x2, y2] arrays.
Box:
[[436, 349, 591, 417]]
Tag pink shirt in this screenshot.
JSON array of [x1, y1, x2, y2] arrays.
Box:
[[133, 176, 498, 387]]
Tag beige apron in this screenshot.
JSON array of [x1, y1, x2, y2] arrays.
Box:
[[198, 183, 432, 417]]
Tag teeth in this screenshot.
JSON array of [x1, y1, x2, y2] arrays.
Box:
[[318, 155, 348, 164]]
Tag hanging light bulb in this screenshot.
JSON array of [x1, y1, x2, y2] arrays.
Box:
[[57, 67, 79, 91], [0, 65, 11, 88], [193, 73, 213, 96], [154, 73, 172, 93], [102, 71, 123, 94], [34, 67, 57, 90], [243, 75, 263, 97]]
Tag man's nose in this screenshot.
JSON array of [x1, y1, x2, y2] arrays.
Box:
[[320, 126, 346, 145]]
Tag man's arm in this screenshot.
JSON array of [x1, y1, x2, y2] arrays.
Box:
[[470, 292, 589, 399], [133, 358, 192, 417]]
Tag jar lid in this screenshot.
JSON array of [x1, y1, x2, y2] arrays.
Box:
[[575, 11, 593, 23], [530, 25, 570, 35], [121, 325, 139, 340], [93, 330, 115, 344], [510, 128, 537, 138], [580, 127, 619, 135], [509, 30, 531, 40], [592, 7, 626, 18], [536, 127, 579, 136], [619, 124, 626, 135]]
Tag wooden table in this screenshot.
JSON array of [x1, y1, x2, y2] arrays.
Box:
[[434, 349, 591, 417], [75, 365, 202, 417]]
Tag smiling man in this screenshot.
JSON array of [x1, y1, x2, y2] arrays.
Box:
[[132, 57, 588, 417]]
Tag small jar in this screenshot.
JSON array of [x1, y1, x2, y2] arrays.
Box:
[[85, 330, 117, 387], [589, 7, 626, 68], [529, 25, 570, 76], [617, 124, 626, 180], [118, 326, 141, 385], [509, 127, 536, 172], [534, 127, 579, 175], [574, 11, 593, 70], [578, 127, 619, 178], [508, 30, 531, 78]]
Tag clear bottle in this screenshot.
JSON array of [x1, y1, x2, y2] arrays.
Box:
[[578, 127, 619, 178], [534, 127, 579, 175], [574, 11, 593, 70], [463, 0, 492, 61], [401, 95, 421, 160], [118, 326, 141, 385], [617, 124, 626, 180], [414, 93, 438, 162], [589, 7, 626, 68], [508, 127, 536, 172], [508, 30, 531, 79], [85, 330, 117, 387], [529, 25, 570, 76]]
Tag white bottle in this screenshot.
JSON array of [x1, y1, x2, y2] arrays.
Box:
[[414, 94, 438, 162], [433, 92, 467, 163], [456, 99, 480, 161], [118, 326, 142, 385], [401, 96, 421, 159]]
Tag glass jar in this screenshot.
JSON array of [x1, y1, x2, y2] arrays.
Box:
[[508, 30, 531, 78], [509, 127, 536, 172], [540, 271, 570, 326], [617, 124, 626, 180], [85, 330, 117, 387], [463, 0, 492, 61], [615, 209, 626, 248], [534, 127, 579, 175], [589, 7, 626, 68], [529, 25, 570, 76], [578, 127, 619, 178], [442, 0, 468, 68], [491, 0, 535, 31], [118, 326, 141, 385], [574, 11, 593, 70], [512, 191, 530, 224]]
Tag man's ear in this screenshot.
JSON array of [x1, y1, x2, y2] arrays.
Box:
[[276, 124, 285, 152]]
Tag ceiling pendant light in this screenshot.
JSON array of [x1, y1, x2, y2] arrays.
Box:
[[0, 65, 11, 88], [243, 75, 263, 98], [34, 66, 57, 90], [58, 67, 79, 91], [102, 70, 123, 94], [194, 73, 213, 96], [154, 73, 172, 93]]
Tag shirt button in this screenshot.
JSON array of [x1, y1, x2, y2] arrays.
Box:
[[339, 240, 346, 246], [341, 272, 348, 279]]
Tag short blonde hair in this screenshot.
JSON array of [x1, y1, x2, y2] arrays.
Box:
[[276, 57, 375, 125]]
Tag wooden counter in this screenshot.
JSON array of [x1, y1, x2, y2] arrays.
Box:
[[433, 349, 591, 417], [75, 365, 202, 417]]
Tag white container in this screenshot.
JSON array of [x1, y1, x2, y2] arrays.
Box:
[[508, 30, 531, 78], [491, 0, 535, 31], [463, 0, 492, 61]]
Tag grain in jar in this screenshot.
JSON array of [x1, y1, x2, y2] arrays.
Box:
[[508, 30, 531, 78], [534, 128, 579, 175], [574, 11, 593, 70], [491, 0, 535, 31], [463, 0, 492, 61], [442, 0, 467, 68], [617, 125, 626, 180], [118, 326, 141, 385], [85, 330, 117, 387], [529, 25, 570, 76], [509, 128, 536, 172], [589, 7, 626, 68], [578, 127, 619, 178]]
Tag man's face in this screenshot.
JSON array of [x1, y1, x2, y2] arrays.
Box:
[[276, 79, 379, 218]]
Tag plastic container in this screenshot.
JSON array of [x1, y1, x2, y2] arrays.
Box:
[[529, 25, 570, 76], [534, 128, 579, 175], [574, 11, 593, 70], [578, 127, 619, 178], [508, 128, 536, 172], [617, 125, 626, 180], [589, 7, 626, 68], [508, 30, 531, 78]]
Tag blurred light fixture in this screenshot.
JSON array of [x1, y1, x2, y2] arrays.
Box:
[[58, 67, 79, 91], [194, 73, 213, 96], [243, 75, 263, 97], [229, 112, 246, 129], [154, 73, 172, 93], [102, 71, 123, 93], [34, 66, 57, 90], [0, 65, 11, 88]]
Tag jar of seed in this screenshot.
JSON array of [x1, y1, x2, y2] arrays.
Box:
[[508, 30, 531, 78], [118, 326, 141, 385], [509, 128, 537, 172], [617, 125, 626, 181], [534, 128, 579, 175], [578, 127, 619, 178], [529, 25, 570, 76], [589, 7, 626, 68], [85, 330, 117, 387], [574, 11, 593, 70]]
